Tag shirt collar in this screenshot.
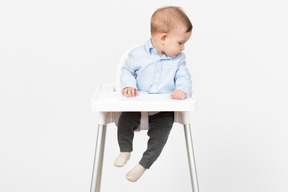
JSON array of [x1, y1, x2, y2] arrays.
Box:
[[144, 39, 173, 60], [144, 39, 154, 54]]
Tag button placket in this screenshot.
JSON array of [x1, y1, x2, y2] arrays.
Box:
[[151, 60, 161, 92]]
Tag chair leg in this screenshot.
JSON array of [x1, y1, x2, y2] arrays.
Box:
[[90, 124, 107, 192], [184, 124, 200, 192]]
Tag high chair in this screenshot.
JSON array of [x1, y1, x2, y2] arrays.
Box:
[[90, 47, 200, 192]]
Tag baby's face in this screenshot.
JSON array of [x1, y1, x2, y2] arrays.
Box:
[[163, 25, 191, 58]]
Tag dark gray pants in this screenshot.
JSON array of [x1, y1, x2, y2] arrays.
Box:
[[117, 112, 174, 169]]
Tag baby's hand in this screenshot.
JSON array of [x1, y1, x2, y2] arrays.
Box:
[[122, 87, 138, 97], [170, 89, 186, 100]]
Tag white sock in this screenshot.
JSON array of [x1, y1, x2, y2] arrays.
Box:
[[114, 152, 131, 167], [126, 164, 146, 182]]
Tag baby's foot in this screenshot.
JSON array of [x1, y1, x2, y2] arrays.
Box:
[[126, 164, 146, 182], [114, 152, 131, 167]]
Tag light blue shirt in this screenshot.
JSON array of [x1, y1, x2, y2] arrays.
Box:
[[121, 39, 192, 97]]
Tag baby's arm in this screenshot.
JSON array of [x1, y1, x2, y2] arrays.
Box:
[[122, 87, 138, 97], [121, 51, 138, 96], [171, 54, 192, 100]]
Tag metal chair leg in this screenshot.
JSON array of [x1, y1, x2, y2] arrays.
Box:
[[90, 124, 107, 192], [184, 124, 200, 192]]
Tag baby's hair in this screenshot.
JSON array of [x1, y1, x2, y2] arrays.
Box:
[[151, 6, 193, 35]]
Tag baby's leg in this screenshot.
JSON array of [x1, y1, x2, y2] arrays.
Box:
[[114, 112, 141, 167], [126, 112, 174, 181]]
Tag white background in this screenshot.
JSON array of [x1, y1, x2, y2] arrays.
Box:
[[1, 0, 288, 192]]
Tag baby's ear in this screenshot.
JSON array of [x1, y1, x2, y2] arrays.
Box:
[[160, 33, 167, 43]]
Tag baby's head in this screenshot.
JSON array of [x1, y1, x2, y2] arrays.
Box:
[[150, 6, 193, 58]]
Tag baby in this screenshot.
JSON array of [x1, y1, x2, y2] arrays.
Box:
[[114, 6, 193, 182]]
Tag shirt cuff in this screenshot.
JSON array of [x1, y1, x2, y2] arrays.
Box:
[[121, 82, 137, 90]]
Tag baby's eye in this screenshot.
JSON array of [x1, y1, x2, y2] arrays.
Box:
[[178, 42, 183, 45]]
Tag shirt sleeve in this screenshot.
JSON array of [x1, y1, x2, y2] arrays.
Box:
[[120, 51, 138, 90], [175, 53, 192, 97]]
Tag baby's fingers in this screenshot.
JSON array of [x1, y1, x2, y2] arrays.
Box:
[[121, 89, 126, 96], [122, 88, 138, 97], [133, 89, 138, 97], [180, 94, 186, 100], [128, 89, 132, 97], [122, 88, 130, 97], [170, 92, 177, 99]]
